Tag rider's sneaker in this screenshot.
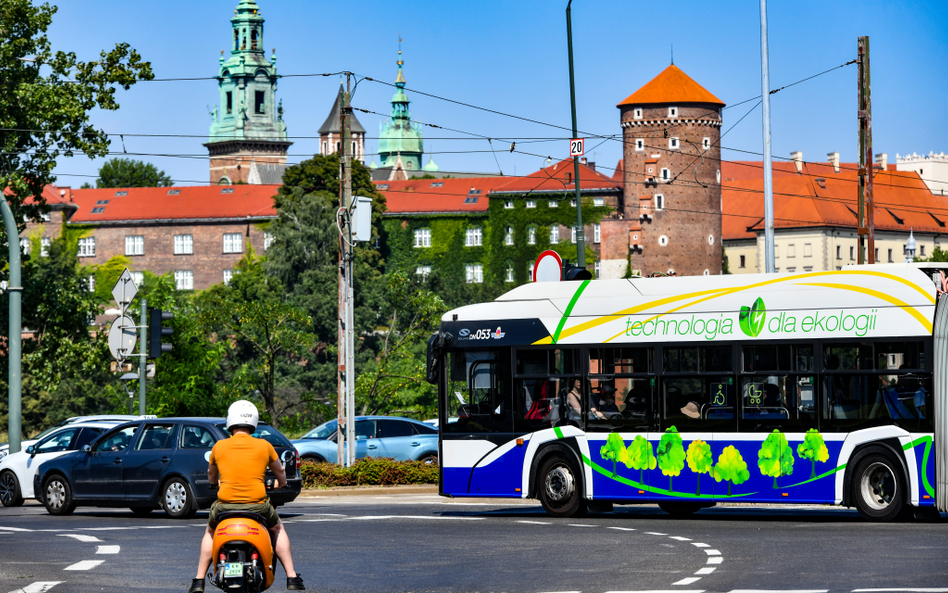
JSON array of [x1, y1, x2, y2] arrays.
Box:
[[187, 578, 205, 593], [287, 574, 305, 590]]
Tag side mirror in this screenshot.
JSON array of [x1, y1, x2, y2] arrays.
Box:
[[82, 444, 92, 453], [26, 445, 35, 457]]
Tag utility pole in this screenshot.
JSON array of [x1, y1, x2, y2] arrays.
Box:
[[336, 73, 356, 468], [760, 0, 775, 273], [857, 36, 874, 264], [1, 200, 22, 454], [138, 298, 147, 415], [565, 0, 586, 269]]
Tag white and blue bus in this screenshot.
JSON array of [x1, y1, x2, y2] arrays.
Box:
[[429, 265, 946, 521]]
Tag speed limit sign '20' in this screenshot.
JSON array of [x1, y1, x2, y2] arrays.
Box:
[[570, 138, 584, 157]]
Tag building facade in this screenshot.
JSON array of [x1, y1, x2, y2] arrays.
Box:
[[897, 151, 948, 196], [205, 0, 291, 185]]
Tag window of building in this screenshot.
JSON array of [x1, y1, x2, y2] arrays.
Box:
[[263, 232, 274, 251], [223, 233, 243, 254], [86, 274, 95, 292], [463, 197, 478, 204], [804, 243, 812, 257], [465, 264, 483, 284], [130, 271, 144, 287], [505, 265, 514, 283], [167, 189, 180, 195], [593, 197, 604, 207], [255, 91, 265, 115], [850, 245, 855, 260], [226, 91, 233, 114], [505, 226, 514, 246], [378, 184, 389, 190], [416, 265, 431, 278], [668, 106, 678, 118], [113, 190, 127, 197], [836, 245, 842, 260], [708, 234, 715, 246], [787, 244, 796, 257], [77, 237, 95, 258], [803, 266, 813, 271], [875, 248, 880, 261], [635, 139, 644, 151], [594, 261, 601, 279], [526, 200, 536, 209], [921, 245, 926, 256], [661, 168, 670, 181], [19, 238, 30, 255], [430, 181, 443, 188], [654, 194, 664, 210], [174, 271, 194, 290], [633, 108, 643, 120], [659, 235, 669, 246], [702, 137, 711, 150], [787, 267, 797, 273], [504, 200, 514, 209], [548, 199, 558, 208], [125, 235, 144, 256], [221, 188, 234, 194], [570, 199, 577, 207], [91, 207, 105, 214], [571, 226, 578, 244], [669, 137, 679, 150], [739, 254, 746, 268], [96, 200, 109, 205], [321, 141, 327, 154], [887, 248, 893, 262], [527, 226, 536, 245], [775, 244, 779, 258], [173, 234, 193, 255], [550, 225, 559, 244], [594, 223, 601, 244], [528, 262, 535, 281], [465, 227, 482, 247], [223, 270, 234, 285]]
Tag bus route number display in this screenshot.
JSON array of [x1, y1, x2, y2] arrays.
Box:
[[570, 138, 585, 157]]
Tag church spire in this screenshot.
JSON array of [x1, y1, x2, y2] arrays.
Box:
[[378, 41, 423, 172]]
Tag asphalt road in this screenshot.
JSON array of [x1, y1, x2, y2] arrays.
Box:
[[0, 495, 946, 593]]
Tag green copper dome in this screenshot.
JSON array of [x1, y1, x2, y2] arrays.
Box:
[[423, 155, 439, 172], [378, 55, 423, 172]]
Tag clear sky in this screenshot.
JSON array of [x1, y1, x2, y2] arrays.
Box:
[[46, 0, 948, 186]]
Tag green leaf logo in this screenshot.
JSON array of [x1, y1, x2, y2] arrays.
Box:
[[739, 297, 766, 337]]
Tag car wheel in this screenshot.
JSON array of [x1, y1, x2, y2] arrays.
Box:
[[658, 502, 704, 517], [43, 475, 76, 516], [537, 454, 587, 518], [418, 454, 439, 466], [851, 448, 905, 522], [129, 506, 153, 516], [0, 471, 24, 507], [301, 455, 325, 464], [161, 478, 196, 519]]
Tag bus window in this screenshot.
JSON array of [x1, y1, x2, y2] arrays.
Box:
[[823, 372, 932, 432], [444, 349, 513, 434], [824, 343, 873, 371], [739, 375, 817, 432], [743, 344, 813, 372], [588, 348, 656, 431], [513, 348, 582, 432], [663, 376, 735, 429], [665, 346, 730, 373]]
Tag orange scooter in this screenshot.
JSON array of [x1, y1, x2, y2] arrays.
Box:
[[209, 482, 278, 592]]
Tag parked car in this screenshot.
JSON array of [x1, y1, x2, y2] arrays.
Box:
[[293, 416, 438, 465], [0, 415, 155, 460], [33, 417, 302, 518], [0, 421, 121, 507]]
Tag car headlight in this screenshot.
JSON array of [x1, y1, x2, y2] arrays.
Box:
[[0, 451, 6, 460]]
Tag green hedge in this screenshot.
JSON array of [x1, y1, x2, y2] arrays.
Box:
[[301, 458, 438, 488]]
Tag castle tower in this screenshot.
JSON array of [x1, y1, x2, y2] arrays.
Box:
[[378, 50, 423, 173], [319, 82, 366, 162], [205, 0, 291, 185], [618, 64, 725, 276]]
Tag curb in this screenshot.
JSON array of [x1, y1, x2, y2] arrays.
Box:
[[297, 485, 439, 497]]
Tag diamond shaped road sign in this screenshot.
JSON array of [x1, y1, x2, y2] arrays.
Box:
[[111, 268, 139, 315]]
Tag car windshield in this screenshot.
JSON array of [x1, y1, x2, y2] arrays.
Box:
[[302, 420, 338, 440], [31, 424, 68, 441], [215, 423, 293, 449]]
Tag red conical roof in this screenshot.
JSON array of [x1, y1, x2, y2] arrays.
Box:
[[618, 65, 725, 107]]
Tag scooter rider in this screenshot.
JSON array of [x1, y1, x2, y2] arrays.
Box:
[[189, 401, 305, 592]]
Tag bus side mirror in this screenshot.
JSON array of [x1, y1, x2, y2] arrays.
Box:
[[425, 332, 452, 385]]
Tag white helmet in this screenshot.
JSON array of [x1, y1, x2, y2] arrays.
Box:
[[226, 400, 259, 432]]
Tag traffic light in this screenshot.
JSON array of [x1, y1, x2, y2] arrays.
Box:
[[562, 260, 593, 281], [148, 307, 173, 358]]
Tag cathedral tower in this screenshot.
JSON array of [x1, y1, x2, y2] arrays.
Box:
[[618, 65, 725, 276], [377, 50, 424, 173], [205, 0, 291, 185], [319, 82, 366, 162]]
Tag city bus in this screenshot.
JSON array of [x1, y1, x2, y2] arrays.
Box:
[[428, 265, 946, 521]]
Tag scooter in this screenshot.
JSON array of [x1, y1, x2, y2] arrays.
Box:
[[209, 481, 278, 592]]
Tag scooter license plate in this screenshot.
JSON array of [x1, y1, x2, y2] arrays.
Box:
[[224, 563, 243, 578]]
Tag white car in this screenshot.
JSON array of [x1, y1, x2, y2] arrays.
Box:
[[0, 421, 121, 507], [0, 415, 154, 460]]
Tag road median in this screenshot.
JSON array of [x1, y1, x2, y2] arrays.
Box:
[[298, 484, 439, 497]]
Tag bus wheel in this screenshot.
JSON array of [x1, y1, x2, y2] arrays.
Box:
[[658, 502, 704, 517], [537, 454, 586, 518], [851, 449, 905, 522]]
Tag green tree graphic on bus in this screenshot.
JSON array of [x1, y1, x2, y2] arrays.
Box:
[[739, 297, 766, 338], [621, 435, 656, 485], [657, 426, 686, 492], [797, 428, 829, 478], [686, 439, 714, 495], [600, 433, 626, 477], [712, 445, 750, 496], [758, 429, 795, 488]]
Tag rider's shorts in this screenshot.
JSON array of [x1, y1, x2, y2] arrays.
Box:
[[208, 498, 279, 529]]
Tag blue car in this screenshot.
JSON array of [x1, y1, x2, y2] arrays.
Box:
[[293, 416, 438, 465]]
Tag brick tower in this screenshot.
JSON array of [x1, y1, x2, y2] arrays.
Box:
[[618, 65, 725, 276]]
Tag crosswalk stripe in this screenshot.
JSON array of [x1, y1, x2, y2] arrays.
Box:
[[852, 590, 948, 592], [64, 560, 104, 571], [96, 545, 120, 555], [706, 557, 723, 565], [695, 567, 716, 575], [6, 582, 62, 593], [729, 590, 828, 593], [57, 534, 101, 543], [673, 578, 703, 586]]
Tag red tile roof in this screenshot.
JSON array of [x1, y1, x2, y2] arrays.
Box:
[[489, 158, 620, 194], [68, 185, 279, 223], [376, 177, 506, 214], [612, 159, 624, 182], [722, 164, 946, 241], [7, 184, 75, 207], [618, 65, 725, 107]]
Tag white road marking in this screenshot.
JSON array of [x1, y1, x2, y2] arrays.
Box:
[[604, 590, 704, 593], [7, 582, 63, 593], [730, 591, 828, 593], [516, 520, 552, 525], [0, 526, 32, 532], [568, 524, 597, 527], [703, 549, 721, 556], [350, 515, 484, 521], [669, 536, 691, 541], [538, 591, 581, 593], [691, 542, 710, 548], [852, 590, 948, 593], [96, 545, 120, 555], [706, 557, 723, 565], [64, 560, 104, 571], [607, 526, 636, 531], [645, 532, 668, 536], [673, 578, 703, 586], [695, 567, 716, 575], [57, 534, 101, 543]]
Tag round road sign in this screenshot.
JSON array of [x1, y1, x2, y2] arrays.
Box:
[[108, 315, 137, 361], [533, 250, 563, 283]]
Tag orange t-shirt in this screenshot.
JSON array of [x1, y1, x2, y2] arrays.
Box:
[[209, 432, 278, 504]]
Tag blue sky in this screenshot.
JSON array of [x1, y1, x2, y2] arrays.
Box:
[[46, 0, 948, 186]]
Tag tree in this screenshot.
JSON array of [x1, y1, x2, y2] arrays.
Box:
[[656, 426, 686, 492], [619, 434, 656, 485], [712, 445, 750, 496], [0, 0, 152, 225], [94, 158, 172, 188], [600, 433, 626, 477], [796, 428, 829, 479], [758, 429, 795, 488], [685, 439, 713, 495]]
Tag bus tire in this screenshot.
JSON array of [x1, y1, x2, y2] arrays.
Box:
[[850, 447, 905, 522], [537, 454, 587, 518], [658, 502, 704, 517]]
